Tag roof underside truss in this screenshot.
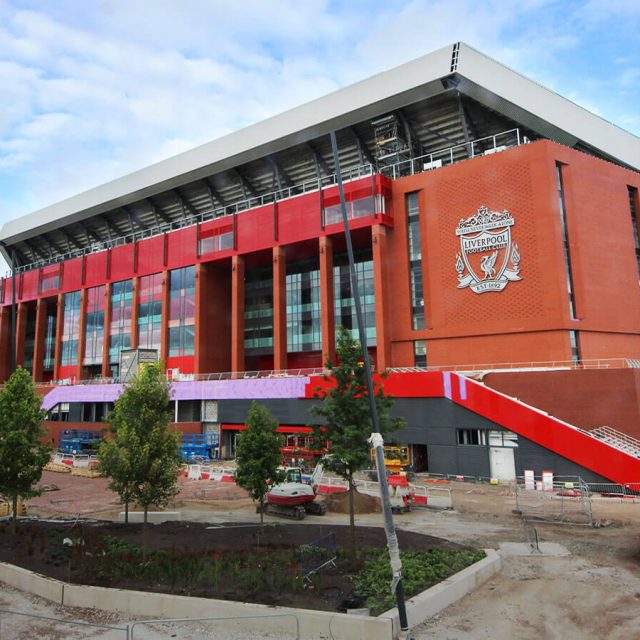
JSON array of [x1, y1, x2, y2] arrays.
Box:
[[8, 89, 547, 267]]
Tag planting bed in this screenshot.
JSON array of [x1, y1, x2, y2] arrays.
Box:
[[0, 520, 483, 613]]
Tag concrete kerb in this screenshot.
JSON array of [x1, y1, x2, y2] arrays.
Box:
[[380, 549, 501, 635], [0, 549, 501, 639], [0, 562, 64, 603]]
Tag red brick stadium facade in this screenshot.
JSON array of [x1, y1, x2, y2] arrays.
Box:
[[0, 43, 638, 482]]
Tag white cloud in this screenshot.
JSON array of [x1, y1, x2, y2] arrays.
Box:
[[0, 0, 637, 231]]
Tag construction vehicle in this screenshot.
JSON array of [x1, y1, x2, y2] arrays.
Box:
[[261, 462, 327, 520], [368, 445, 414, 479], [180, 433, 219, 463], [280, 433, 329, 466], [386, 474, 414, 512], [57, 430, 103, 455]]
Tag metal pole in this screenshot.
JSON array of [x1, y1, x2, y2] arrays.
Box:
[[10, 250, 16, 373], [330, 132, 410, 636]]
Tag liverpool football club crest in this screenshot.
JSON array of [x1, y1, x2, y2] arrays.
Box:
[[455, 206, 522, 294]]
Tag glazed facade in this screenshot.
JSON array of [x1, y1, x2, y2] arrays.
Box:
[[1, 140, 639, 384]]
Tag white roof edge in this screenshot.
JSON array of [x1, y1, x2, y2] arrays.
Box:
[[0, 44, 454, 244], [457, 43, 640, 168], [2, 42, 639, 245]]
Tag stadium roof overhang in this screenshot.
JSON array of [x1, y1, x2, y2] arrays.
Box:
[[1, 42, 638, 268]]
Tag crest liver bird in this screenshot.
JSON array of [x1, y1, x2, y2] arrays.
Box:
[[480, 251, 498, 280]]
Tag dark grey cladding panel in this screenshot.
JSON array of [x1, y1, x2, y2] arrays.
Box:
[[390, 398, 499, 430], [393, 426, 454, 446], [69, 403, 83, 422], [426, 444, 490, 478], [515, 436, 610, 483], [456, 446, 491, 478], [218, 399, 325, 425], [218, 397, 502, 432], [424, 445, 458, 475]]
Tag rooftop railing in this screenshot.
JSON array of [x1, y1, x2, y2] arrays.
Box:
[[388, 357, 640, 375], [6, 127, 526, 277], [31, 356, 638, 388]]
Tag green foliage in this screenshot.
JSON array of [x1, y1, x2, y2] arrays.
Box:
[[311, 327, 403, 479], [86, 535, 304, 596], [351, 548, 486, 612], [311, 327, 404, 552], [0, 367, 51, 526], [98, 363, 181, 524], [234, 402, 283, 525]]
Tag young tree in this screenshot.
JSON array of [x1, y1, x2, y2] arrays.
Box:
[[311, 327, 404, 558], [0, 367, 51, 533], [235, 402, 283, 527], [98, 363, 181, 529]]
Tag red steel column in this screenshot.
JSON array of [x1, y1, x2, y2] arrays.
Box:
[[101, 283, 112, 378], [53, 293, 64, 381], [319, 236, 335, 366], [231, 255, 245, 374], [130, 277, 140, 350], [372, 224, 391, 372], [160, 271, 169, 365], [0, 306, 11, 381], [272, 246, 287, 372], [15, 302, 27, 368], [194, 264, 204, 374], [32, 298, 47, 382]]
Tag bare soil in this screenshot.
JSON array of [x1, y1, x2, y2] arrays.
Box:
[[0, 519, 466, 613], [4, 472, 640, 638]]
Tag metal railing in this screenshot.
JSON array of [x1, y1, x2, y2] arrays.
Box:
[[6, 127, 526, 277], [6, 162, 376, 277], [584, 481, 640, 499], [0, 609, 302, 639], [379, 128, 524, 180], [0, 608, 130, 639], [389, 357, 639, 374], [33, 356, 638, 389], [587, 426, 640, 457], [514, 476, 593, 525], [39, 366, 328, 387]]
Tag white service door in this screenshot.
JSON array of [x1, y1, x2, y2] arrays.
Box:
[[490, 447, 516, 481]]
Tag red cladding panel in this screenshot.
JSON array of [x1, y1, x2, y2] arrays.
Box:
[[166, 227, 197, 269], [137, 235, 165, 275], [200, 219, 233, 238], [278, 192, 322, 244], [236, 205, 273, 253], [62, 258, 83, 292], [452, 374, 640, 484], [109, 244, 135, 281], [21, 270, 39, 301], [84, 252, 108, 288], [166, 355, 195, 374], [57, 365, 77, 380], [303, 371, 444, 399]]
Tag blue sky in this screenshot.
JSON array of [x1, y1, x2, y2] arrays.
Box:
[[0, 0, 638, 251]]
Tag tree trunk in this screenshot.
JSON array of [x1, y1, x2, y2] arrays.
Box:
[[143, 506, 148, 560], [259, 497, 264, 528], [11, 494, 18, 536], [348, 473, 356, 561], [124, 499, 129, 524]]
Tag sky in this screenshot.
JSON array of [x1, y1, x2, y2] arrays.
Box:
[[0, 0, 638, 272]]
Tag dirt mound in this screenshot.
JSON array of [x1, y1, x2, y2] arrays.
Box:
[[323, 490, 381, 514]]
